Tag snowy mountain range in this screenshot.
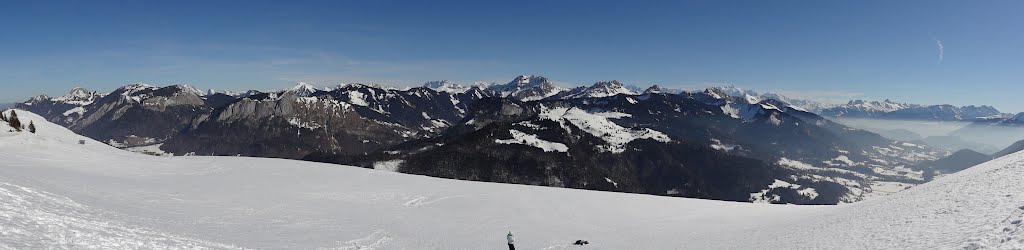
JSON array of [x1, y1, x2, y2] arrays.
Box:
[[484, 75, 566, 101], [19, 87, 105, 125], [3, 109, 1024, 248], [17, 76, 961, 204], [691, 85, 1006, 122], [819, 99, 1004, 121], [550, 80, 638, 99]]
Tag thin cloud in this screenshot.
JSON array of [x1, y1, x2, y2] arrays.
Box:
[[936, 39, 944, 63]]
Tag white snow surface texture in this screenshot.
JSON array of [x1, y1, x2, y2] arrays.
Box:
[[2, 109, 1024, 249]]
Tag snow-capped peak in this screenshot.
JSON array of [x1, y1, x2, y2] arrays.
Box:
[[512, 75, 547, 87], [589, 80, 636, 95], [117, 83, 158, 97], [556, 80, 638, 99], [122, 83, 156, 89], [26, 95, 50, 103], [173, 84, 205, 96], [287, 82, 318, 97], [422, 80, 470, 93], [487, 75, 565, 101], [65, 87, 92, 99], [843, 99, 916, 113], [52, 87, 102, 106], [715, 85, 760, 98]]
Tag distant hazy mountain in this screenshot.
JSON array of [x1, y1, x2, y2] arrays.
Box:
[[947, 113, 1024, 151], [688, 85, 1006, 123], [918, 138, 1024, 175], [914, 135, 1002, 154], [422, 80, 473, 93], [818, 99, 1003, 121], [922, 149, 992, 174], [684, 85, 840, 113], [993, 139, 1024, 159], [961, 112, 1024, 127]]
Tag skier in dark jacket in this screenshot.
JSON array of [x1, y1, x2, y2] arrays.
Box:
[[507, 231, 515, 250]]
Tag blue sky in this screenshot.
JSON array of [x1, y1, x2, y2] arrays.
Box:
[[2, 1, 1022, 111]]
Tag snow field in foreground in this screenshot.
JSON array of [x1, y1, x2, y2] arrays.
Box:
[[3, 109, 1024, 249]]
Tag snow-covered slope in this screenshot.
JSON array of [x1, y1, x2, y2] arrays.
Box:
[[4, 109, 1024, 249], [732, 150, 1024, 249]]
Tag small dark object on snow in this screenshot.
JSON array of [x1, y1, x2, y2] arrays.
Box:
[[79, 140, 86, 145], [573, 240, 589, 245]]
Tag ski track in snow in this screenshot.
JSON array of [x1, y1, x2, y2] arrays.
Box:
[[402, 195, 467, 207], [0, 181, 238, 249], [5, 109, 1024, 249], [329, 230, 393, 250]]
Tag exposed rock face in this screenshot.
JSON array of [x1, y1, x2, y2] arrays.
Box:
[[18, 84, 212, 147], [71, 84, 213, 147], [486, 75, 566, 101], [161, 84, 488, 158], [18, 87, 104, 126], [643, 85, 663, 94]]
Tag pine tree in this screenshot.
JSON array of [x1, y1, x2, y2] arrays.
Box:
[[8, 110, 21, 132], [28, 121, 36, 133]]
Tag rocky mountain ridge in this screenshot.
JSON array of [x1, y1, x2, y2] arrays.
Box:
[[17, 76, 956, 204]]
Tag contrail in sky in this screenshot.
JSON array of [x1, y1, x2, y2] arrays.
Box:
[[936, 39, 944, 63]]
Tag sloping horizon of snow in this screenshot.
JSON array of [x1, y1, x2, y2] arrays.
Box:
[[5, 109, 1024, 249]]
